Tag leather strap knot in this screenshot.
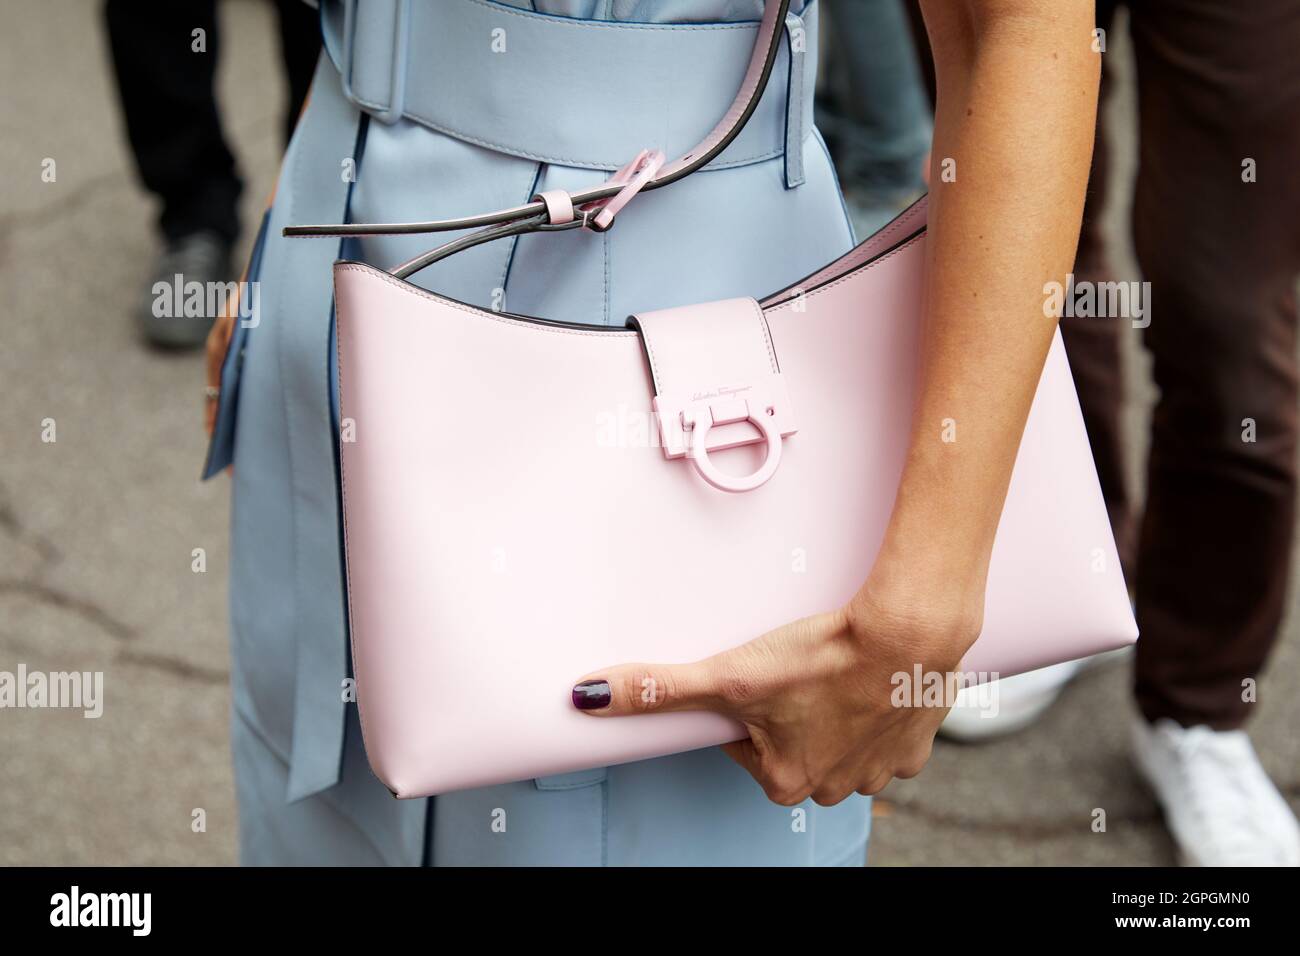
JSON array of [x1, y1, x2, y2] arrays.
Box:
[[532, 148, 667, 231]]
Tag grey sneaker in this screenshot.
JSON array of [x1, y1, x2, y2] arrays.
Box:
[[139, 231, 233, 349]]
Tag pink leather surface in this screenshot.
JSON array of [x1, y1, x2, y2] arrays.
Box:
[[634, 297, 794, 459], [333, 224, 1138, 798], [634, 297, 780, 395], [589, 149, 665, 230]]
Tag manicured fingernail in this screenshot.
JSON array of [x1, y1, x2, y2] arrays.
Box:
[[572, 679, 611, 710]]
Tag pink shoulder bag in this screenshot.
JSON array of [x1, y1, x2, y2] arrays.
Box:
[[286, 0, 1137, 798]]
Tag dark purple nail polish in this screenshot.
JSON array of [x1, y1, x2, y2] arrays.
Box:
[[572, 679, 611, 710]]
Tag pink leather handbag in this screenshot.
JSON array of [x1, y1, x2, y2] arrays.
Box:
[[287, 0, 1137, 798]]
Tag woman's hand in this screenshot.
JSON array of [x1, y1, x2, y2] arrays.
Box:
[[571, 571, 980, 806], [573, 0, 1099, 806], [206, 185, 279, 438], [204, 306, 236, 437]]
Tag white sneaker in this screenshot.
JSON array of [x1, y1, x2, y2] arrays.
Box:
[[939, 659, 1084, 742], [1131, 717, 1300, 866]]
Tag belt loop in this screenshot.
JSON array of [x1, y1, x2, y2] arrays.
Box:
[[782, 8, 809, 189], [335, 0, 409, 125], [374, 0, 410, 124], [336, 0, 357, 103]]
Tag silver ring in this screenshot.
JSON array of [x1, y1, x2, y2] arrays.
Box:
[[204, 385, 221, 400]]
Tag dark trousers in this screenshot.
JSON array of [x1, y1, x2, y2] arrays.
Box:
[[1063, 0, 1300, 729], [104, 0, 320, 244]]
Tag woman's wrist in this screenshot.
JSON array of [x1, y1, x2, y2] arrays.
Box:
[[846, 428, 1008, 655], [845, 532, 989, 663]]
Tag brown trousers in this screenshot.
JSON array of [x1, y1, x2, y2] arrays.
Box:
[[1063, 0, 1300, 729]]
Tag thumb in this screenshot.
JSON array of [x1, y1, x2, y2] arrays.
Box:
[[570, 659, 726, 717]]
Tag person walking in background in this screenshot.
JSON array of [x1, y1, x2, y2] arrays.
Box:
[[104, 0, 320, 348], [815, 0, 932, 239], [942, 0, 1300, 867]]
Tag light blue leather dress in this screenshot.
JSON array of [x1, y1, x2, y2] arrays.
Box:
[[208, 0, 871, 865]]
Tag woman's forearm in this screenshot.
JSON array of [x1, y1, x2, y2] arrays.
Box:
[[570, 0, 1107, 804], [852, 0, 1101, 638]]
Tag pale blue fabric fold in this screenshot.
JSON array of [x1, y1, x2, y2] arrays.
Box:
[[227, 55, 355, 803]]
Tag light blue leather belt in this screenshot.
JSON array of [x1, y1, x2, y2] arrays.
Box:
[[320, 0, 816, 187]]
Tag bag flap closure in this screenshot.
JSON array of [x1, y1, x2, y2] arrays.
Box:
[[629, 298, 797, 492]]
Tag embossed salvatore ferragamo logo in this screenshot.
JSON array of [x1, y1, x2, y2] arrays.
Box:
[[689, 384, 753, 403]]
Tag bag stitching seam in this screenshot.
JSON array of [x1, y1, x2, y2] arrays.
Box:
[[749, 298, 780, 374]]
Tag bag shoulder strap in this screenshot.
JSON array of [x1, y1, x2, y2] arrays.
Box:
[[284, 0, 793, 275]]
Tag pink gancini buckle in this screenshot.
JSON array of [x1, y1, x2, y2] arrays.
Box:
[[631, 298, 798, 494], [655, 380, 796, 492]]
